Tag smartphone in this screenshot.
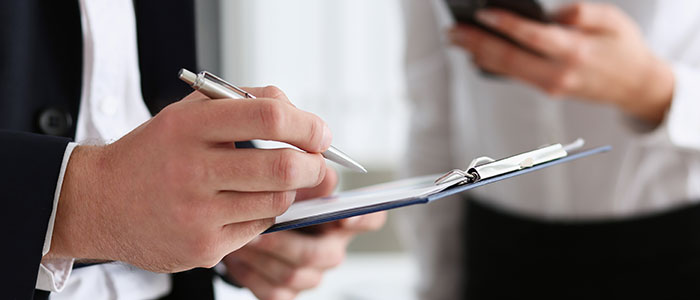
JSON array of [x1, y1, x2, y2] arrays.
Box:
[[446, 0, 549, 60]]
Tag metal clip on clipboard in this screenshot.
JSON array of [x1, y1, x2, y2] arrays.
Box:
[[435, 138, 586, 186]]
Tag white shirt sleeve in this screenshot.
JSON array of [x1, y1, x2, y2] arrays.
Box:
[[621, 63, 700, 152], [665, 63, 700, 151], [35, 142, 78, 292]]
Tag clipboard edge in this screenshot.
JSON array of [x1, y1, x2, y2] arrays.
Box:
[[264, 145, 612, 234]]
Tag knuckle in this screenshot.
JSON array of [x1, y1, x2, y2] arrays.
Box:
[[281, 268, 302, 286], [563, 40, 589, 66], [155, 104, 187, 134], [172, 200, 198, 225], [264, 289, 294, 300], [164, 157, 206, 188], [258, 101, 286, 138], [327, 248, 346, 268], [300, 245, 321, 266], [374, 212, 389, 228], [201, 257, 221, 269], [544, 68, 577, 96], [189, 233, 221, 266], [308, 272, 323, 288], [238, 220, 274, 242], [522, 27, 543, 45], [273, 150, 301, 188], [263, 85, 286, 100], [313, 156, 326, 186], [270, 192, 294, 216], [170, 192, 211, 228], [570, 2, 586, 18], [306, 116, 325, 151]]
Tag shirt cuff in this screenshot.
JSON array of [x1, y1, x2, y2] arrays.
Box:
[[665, 63, 700, 150], [35, 258, 75, 292], [36, 142, 78, 292], [620, 63, 700, 151]]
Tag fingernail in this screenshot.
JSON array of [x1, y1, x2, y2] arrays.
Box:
[[476, 10, 500, 27], [321, 124, 333, 151]]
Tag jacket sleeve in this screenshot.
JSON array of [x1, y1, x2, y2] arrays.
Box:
[[0, 130, 70, 299]]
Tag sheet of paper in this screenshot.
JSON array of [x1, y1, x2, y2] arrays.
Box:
[[275, 174, 460, 224]]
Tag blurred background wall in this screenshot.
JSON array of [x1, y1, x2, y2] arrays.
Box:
[[195, 1, 420, 299]]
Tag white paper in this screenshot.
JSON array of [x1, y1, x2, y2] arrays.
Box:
[[275, 174, 460, 224]]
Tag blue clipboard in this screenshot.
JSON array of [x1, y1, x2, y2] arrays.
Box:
[[264, 144, 611, 234]]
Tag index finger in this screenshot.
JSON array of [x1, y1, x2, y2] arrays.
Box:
[[182, 98, 332, 153], [248, 230, 349, 268], [240, 86, 293, 106], [474, 9, 577, 59], [337, 211, 387, 232], [554, 2, 631, 33]]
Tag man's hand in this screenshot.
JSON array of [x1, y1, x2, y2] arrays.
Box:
[[49, 87, 332, 273], [223, 167, 387, 300], [448, 2, 674, 123]]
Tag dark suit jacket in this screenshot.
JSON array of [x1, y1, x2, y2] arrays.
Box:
[[0, 1, 217, 299]]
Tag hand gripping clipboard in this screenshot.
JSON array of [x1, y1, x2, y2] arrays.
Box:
[[264, 139, 611, 233]]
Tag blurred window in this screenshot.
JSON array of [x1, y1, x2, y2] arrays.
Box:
[[219, 0, 408, 169]]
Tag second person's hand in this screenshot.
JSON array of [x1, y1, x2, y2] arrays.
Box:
[[224, 166, 387, 300], [448, 2, 674, 124]]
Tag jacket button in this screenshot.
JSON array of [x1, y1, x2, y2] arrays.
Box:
[[38, 108, 73, 136]]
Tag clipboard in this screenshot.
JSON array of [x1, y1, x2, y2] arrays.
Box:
[[264, 139, 611, 234]]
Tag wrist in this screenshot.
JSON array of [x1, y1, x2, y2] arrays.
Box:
[[621, 56, 674, 123], [48, 145, 109, 261]]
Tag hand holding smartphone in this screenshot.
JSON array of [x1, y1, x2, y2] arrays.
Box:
[[446, 0, 549, 62]]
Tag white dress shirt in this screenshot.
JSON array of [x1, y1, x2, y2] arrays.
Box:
[[399, 0, 700, 299], [34, 1, 260, 298], [37, 0, 168, 298]]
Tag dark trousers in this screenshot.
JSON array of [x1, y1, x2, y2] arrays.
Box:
[[465, 199, 700, 300]]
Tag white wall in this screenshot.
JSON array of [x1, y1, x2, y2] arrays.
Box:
[[209, 3, 418, 299], [219, 0, 409, 170]]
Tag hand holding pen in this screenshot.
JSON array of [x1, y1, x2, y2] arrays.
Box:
[[179, 69, 367, 173], [50, 88, 333, 272]]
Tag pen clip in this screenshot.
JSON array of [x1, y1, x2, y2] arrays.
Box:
[[434, 138, 585, 186], [201, 71, 256, 99]]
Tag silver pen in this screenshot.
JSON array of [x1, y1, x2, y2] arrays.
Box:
[[178, 68, 368, 173]]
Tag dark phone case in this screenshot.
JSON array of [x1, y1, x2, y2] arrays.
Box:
[[447, 0, 549, 24], [446, 0, 549, 76]]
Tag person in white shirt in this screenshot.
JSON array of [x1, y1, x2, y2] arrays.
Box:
[[399, 0, 700, 299]]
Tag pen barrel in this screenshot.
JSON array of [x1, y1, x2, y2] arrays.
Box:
[[178, 68, 367, 173], [194, 78, 245, 100]]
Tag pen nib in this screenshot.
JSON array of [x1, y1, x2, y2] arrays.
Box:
[[322, 147, 368, 173]]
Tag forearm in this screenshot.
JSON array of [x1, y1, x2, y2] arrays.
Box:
[[617, 55, 675, 124]]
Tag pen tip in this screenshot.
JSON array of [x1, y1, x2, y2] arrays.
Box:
[[322, 146, 368, 173], [346, 160, 368, 173]]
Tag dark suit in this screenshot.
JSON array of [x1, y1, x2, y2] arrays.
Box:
[[0, 1, 219, 299]]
